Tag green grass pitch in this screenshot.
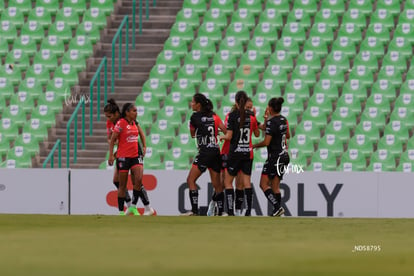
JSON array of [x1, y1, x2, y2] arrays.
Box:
[[0, 215, 413, 275]]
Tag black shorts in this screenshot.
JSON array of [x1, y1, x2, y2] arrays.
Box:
[[193, 152, 221, 173], [262, 152, 290, 180], [221, 154, 229, 170], [226, 158, 253, 176], [117, 156, 143, 172]]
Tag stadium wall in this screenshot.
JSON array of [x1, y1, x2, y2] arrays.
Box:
[[0, 169, 413, 218]]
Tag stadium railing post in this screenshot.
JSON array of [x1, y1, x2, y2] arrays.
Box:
[[66, 97, 86, 168], [89, 56, 108, 135], [42, 139, 62, 168], [111, 16, 129, 92]]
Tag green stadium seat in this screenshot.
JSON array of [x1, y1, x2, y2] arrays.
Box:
[[293, 0, 317, 15], [365, 94, 390, 114], [0, 118, 19, 143], [20, 21, 45, 44], [135, 105, 155, 131], [48, 21, 73, 44], [399, 79, 414, 96], [210, 0, 234, 17], [381, 51, 408, 73], [286, 9, 312, 30], [389, 106, 414, 128], [394, 93, 414, 110], [25, 64, 51, 86], [75, 21, 101, 44], [301, 106, 329, 131], [354, 120, 380, 144], [139, 79, 166, 108], [347, 65, 373, 88], [398, 8, 414, 25], [338, 149, 367, 171], [163, 36, 189, 59], [290, 65, 317, 87], [280, 23, 307, 45], [258, 8, 284, 30], [341, 8, 368, 29], [313, 8, 339, 29], [54, 64, 79, 88], [177, 64, 203, 87], [288, 147, 309, 170], [13, 134, 40, 157], [246, 37, 272, 58], [347, 134, 374, 158], [317, 134, 344, 158], [394, 24, 414, 45], [267, 50, 294, 71], [55, 7, 80, 30], [45, 78, 71, 101], [0, 20, 17, 43], [11, 35, 37, 58], [90, 0, 115, 16], [170, 79, 196, 103], [40, 35, 65, 58], [284, 79, 310, 104], [9, 91, 35, 115], [18, 77, 44, 100], [336, 23, 363, 45], [163, 150, 191, 170], [68, 36, 93, 58], [218, 35, 244, 58], [262, 65, 289, 88], [199, 79, 225, 106], [274, 37, 300, 58], [358, 37, 385, 59], [294, 120, 322, 143], [197, 22, 224, 44], [359, 107, 387, 129], [281, 108, 298, 131], [36, 0, 59, 16], [352, 50, 379, 73], [253, 23, 279, 48], [61, 50, 87, 73], [182, 0, 207, 16], [319, 65, 345, 88], [149, 64, 175, 88], [376, 0, 401, 16], [266, 0, 290, 16], [175, 8, 200, 30], [324, 50, 350, 73], [31, 104, 56, 128], [301, 37, 328, 59], [38, 91, 64, 115], [205, 64, 231, 87], [156, 50, 181, 73], [191, 36, 217, 59], [225, 22, 251, 45], [238, 0, 263, 16], [377, 66, 403, 87], [233, 66, 259, 88], [65, 0, 87, 16], [22, 118, 49, 143], [320, 0, 345, 16], [296, 50, 322, 73], [313, 79, 339, 102], [288, 133, 315, 159], [4, 146, 33, 168], [169, 22, 195, 45], [309, 149, 337, 171], [203, 8, 228, 30], [383, 120, 410, 143], [330, 107, 358, 129], [1, 7, 24, 29], [341, 79, 367, 103], [348, 0, 372, 15], [0, 64, 21, 88], [370, 79, 397, 102], [157, 106, 183, 128], [307, 93, 333, 115], [2, 104, 27, 128], [143, 149, 163, 170], [367, 149, 396, 171], [226, 79, 253, 95], [330, 36, 356, 59], [335, 94, 361, 114], [149, 119, 176, 145], [387, 37, 412, 59], [369, 9, 395, 30], [163, 91, 191, 116], [308, 23, 334, 45], [238, 50, 266, 73], [323, 120, 350, 145], [255, 79, 281, 101]]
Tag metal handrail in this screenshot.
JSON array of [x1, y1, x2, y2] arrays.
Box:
[[42, 139, 62, 168], [89, 56, 108, 134], [111, 15, 129, 92], [66, 97, 86, 168]]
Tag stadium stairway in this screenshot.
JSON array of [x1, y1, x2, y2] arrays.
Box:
[[37, 0, 184, 168]]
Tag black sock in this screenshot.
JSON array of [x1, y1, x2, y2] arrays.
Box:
[[225, 188, 235, 215], [235, 189, 244, 210], [275, 192, 281, 209], [125, 191, 131, 203], [139, 186, 150, 206], [113, 181, 120, 189], [189, 190, 199, 214], [118, 197, 125, 212], [244, 188, 253, 216], [216, 192, 224, 215], [132, 189, 140, 205], [211, 191, 217, 201], [264, 189, 278, 210]]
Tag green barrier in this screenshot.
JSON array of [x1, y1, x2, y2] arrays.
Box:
[[111, 16, 129, 92], [42, 139, 61, 168], [66, 97, 86, 168], [89, 56, 108, 134]]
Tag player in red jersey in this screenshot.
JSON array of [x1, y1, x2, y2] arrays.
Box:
[[182, 93, 226, 216], [253, 97, 290, 217], [219, 91, 260, 216], [108, 103, 154, 216]]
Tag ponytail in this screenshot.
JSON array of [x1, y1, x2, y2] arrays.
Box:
[[268, 97, 284, 113], [104, 98, 120, 114], [235, 91, 248, 127]]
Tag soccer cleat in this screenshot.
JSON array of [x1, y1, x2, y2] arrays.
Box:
[[245, 210, 251, 216], [180, 211, 198, 216], [119, 211, 126, 216], [143, 207, 155, 216], [234, 209, 242, 216], [272, 207, 285, 217], [220, 212, 229, 217], [126, 206, 140, 216], [207, 200, 216, 216]]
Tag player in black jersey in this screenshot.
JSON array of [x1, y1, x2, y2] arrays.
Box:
[[220, 91, 260, 216], [253, 97, 290, 217], [182, 93, 226, 216]]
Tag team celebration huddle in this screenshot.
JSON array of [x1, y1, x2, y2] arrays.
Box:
[[105, 91, 290, 217]]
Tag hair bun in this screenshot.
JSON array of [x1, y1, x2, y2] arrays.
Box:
[[277, 97, 284, 104]]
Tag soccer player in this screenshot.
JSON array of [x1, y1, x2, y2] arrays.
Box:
[[219, 91, 260, 216], [108, 103, 155, 216], [253, 97, 290, 217], [183, 93, 226, 216]]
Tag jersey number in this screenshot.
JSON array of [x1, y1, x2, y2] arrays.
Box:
[[238, 128, 250, 144]]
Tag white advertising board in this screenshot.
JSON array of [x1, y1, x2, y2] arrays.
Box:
[[0, 169, 68, 214]]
